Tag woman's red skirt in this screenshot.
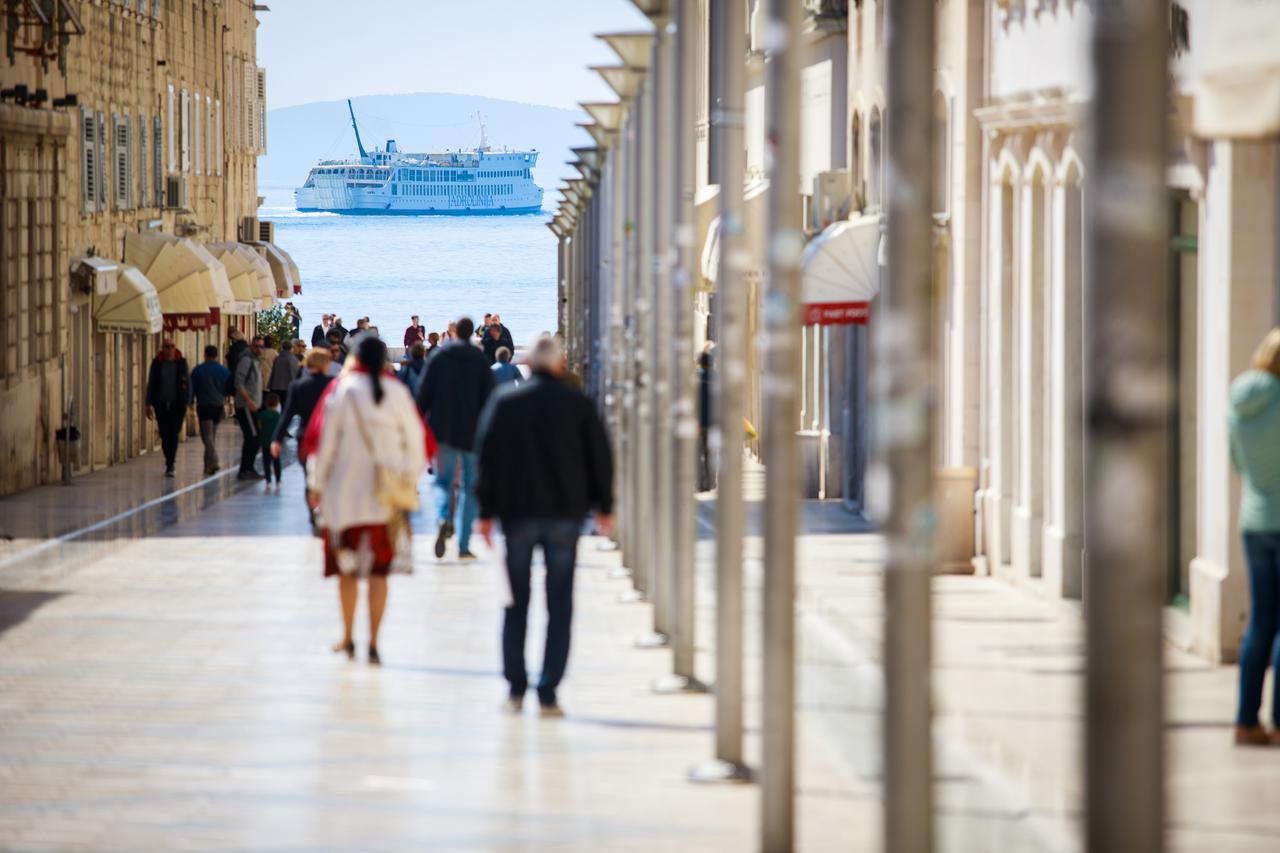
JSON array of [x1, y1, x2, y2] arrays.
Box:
[[323, 524, 395, 578]]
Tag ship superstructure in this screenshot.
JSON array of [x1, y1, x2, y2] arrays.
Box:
[[295, 101, 544, 215]]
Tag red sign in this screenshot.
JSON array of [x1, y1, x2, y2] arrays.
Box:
[[802, 301, 871, 325], [163, 312, 213, 332]]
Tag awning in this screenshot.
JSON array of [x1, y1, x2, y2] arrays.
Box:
[[700, 180, 768, 288], [92, 265, 163, 334], [1192, 3, 1280, 138], [207, 242, 273, 311], [253, 241, 302, 297], [800, 214, 883, 325], [124, 232, 235, 328]]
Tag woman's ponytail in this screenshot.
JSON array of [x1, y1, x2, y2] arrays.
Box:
[[355, 336, 388, 405]]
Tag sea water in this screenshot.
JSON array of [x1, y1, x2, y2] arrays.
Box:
[[257, 187, 557, 347]]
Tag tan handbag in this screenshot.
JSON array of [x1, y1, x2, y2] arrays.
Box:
[[351, 392, 420, 514]]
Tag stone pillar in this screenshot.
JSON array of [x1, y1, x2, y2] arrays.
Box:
[[1191, 140, 1280, 663]]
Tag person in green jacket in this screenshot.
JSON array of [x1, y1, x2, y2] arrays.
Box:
[[257, 392, 283, 486], [1228, 329, 1280, 747]]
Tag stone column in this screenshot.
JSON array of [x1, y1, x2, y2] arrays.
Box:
[[1191, 140, 1280, 662]]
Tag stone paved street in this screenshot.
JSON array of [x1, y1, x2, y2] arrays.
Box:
[[0, 471, 863, 852]]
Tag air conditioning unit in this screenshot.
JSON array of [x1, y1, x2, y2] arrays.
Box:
[[239, 216, 259, 243], [164, 174, 189, 211], [257, 220, 275, 243], [812, 169, 851, 232]]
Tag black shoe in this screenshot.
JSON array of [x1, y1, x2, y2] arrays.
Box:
[[164, 466, 175, 478], [332, 639, 355, 660], [237, 471, 263, 482], [458, 550, 478, 561], [434, 522, 449, 558], [368, 645, 381, 666]]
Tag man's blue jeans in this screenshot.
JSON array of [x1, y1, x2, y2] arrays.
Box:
[[1238, 531, 1280, 728], [433, 443, 478, 553], [501, 518, 581, 705]]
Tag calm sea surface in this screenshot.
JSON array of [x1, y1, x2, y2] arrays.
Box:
[[257, 186, 557, 346]]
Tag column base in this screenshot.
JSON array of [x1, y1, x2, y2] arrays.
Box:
[[1189, 556, 1247, 664], [1012, 506, 1043, 580], [1042, 523, 1084, 600], [935, 467, 977, 574]]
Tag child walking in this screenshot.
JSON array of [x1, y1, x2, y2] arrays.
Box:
[[258, 392, 283, 485]]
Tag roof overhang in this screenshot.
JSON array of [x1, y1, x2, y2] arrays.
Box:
[[580, 102, 623, 133], [598, 31, 656, 69], [590, 64, 646, 101]]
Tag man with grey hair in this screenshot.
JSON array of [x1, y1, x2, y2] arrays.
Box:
[[475, 336, 614, 717]]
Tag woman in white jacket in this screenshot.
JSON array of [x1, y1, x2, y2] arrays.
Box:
[[309, 336, 426, 665]]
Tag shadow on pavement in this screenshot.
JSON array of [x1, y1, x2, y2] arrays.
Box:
[[0, 590, 65, 638]]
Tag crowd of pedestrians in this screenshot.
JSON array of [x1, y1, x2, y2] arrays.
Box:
[[141, 308, 611, 716]]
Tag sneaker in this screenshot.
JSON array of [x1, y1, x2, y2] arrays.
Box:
[[458, 550, 478, 561], [505, 694, 524, 714], [434, 522, 449, 559], [164, 466, 175, 478], [1234, 725, 1270, 747], [539, 702, 564, 719]]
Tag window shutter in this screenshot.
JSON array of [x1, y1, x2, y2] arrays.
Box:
[[180, 88, 190, 173], [153, 115, 163, 206], [137, 115, 147, 208], [167, 84, 175, 172], [97, 111, 108, 209], [215, 98, 222, 176], [244, 62, 255, 154], [80, 106, 96, 214], [256, 67, 267, 154], [193, 91, 202, 176], [114, 115, 130, 208]]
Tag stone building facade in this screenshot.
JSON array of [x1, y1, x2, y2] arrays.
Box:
[[1, 0, 272, 496], [846, 0, 1279, 663]]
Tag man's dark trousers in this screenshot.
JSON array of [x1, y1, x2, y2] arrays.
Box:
[[154, 402, 186, 469], [502, 518, 580, 705], [233, 408, 258, 475]]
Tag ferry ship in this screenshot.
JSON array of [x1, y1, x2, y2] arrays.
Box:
[[294, 101, 544, 216]]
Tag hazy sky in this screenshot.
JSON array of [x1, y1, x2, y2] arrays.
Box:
[[257, 0, 652, 111]]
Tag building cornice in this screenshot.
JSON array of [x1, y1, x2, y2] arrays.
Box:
[[974, 93, 1085, 132], [0, 103, 74, 137]]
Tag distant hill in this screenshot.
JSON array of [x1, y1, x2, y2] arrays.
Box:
[[260, 93, 589, 206]]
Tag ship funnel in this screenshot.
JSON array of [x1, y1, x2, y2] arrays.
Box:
[[386, 139, 398, 153]]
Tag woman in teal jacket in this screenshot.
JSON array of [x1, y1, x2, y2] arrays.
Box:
[[1228, 329, 1280, 746]]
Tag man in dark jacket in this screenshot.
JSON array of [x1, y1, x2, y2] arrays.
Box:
[[145, 338, 191, 478], [475, 336, 614, 716], [190, 344, 231, 475], [489, 313, 515, 352], [272, 347, 334, 527], [481, 323, 505, 365], [310, 314, 332, 346], [415, 315, 496, 561]]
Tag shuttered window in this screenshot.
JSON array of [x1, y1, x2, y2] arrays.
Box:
[[244, 62, 255, 153], [114, 114, 131, 209], [256, 67, 267, 153], [167, 84, 175, 172], [193, 91, 201, 176], [215, 98, 222, 176], [205, 94, 213, 175], [137, 115, 147, 208], [80, 106, 97, 214], [180, 88, 190, 173], [153, 115, 164, 206], [97, 112, 108, 209]]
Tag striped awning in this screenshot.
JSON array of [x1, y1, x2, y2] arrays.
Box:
[[124, 232, 235, 327], [207, 242, 274, 311], [800, 214, 882, 325], [92, 265, 163, 334], [254, 241, 303, 297]]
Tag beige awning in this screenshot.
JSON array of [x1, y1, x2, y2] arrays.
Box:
[[254, 241, 302, 297], [93, 265, 163, 334], [207, 242, 273, 311], [124, 232, 235, 318]]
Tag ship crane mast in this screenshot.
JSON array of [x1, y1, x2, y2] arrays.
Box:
[[348, 98, 369, 161]]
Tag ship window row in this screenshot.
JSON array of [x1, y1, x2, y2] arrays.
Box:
[[396, 168, 528, 182], [395, 184, 515, 197]]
